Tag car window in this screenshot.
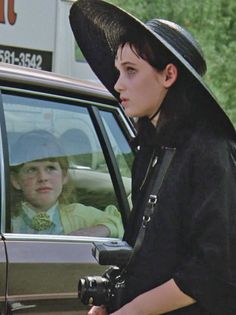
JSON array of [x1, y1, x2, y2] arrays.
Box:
[[2, 93, 132, 238]]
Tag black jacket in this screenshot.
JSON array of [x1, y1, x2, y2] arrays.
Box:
[[122, 114, 236, 315]]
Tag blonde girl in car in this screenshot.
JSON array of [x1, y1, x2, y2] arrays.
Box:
[[10, 130, 124, 238]]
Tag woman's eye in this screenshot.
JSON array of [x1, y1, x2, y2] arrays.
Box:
[[126, 67, 136, 76]]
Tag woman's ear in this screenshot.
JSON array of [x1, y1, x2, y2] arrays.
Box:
[[10, 173, 21, 190], [163, 63, 178, 88]]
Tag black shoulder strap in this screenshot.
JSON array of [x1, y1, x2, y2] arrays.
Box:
[[125, 147, 176, 269]]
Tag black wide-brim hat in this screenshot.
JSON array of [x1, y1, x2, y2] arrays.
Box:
[[69, 0, 235, 137]]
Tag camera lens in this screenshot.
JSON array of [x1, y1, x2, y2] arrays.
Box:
[[78, 276, 111, 306]]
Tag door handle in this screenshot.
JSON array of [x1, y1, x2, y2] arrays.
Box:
[[9, 302, 36, 312]]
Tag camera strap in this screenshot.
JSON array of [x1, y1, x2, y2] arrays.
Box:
[[125, 146, 176, 270]]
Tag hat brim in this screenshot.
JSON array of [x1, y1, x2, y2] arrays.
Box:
[[69, 0, 235, 137], [10, 130, 66, 166]]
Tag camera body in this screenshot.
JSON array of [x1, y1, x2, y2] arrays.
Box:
[[78, 240, 133, 312], [92, 240, 133, 266]]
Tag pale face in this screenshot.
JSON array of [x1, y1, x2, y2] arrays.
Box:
[[11, 160, 68, 212], [114, 43, 169, 119]]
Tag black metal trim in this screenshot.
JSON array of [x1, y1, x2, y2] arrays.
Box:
[[89, 106, 131, 226], [0, 91, 11, 234]]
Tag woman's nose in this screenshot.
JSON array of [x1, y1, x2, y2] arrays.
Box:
[[114, 75, 124, 93]]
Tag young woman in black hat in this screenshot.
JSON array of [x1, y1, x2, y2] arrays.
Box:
[[70, 1, 236, 314]]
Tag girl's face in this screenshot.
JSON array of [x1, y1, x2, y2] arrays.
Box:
[[11, 160, 68, 212], [114, 43, 173, 119]]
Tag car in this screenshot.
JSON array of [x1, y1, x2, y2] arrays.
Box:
[[0, 63, 135, 314]]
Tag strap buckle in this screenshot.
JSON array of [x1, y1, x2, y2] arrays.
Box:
[[148, 194, 158, 205], [142, 214, 151, 228], [142, 195, 158, 228]]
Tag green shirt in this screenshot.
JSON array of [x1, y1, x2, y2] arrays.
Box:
[[12, 202, 124, 238]]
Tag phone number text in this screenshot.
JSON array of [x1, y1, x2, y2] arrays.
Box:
[[0, 49, 43, 69], [0, 45, 52, 71]]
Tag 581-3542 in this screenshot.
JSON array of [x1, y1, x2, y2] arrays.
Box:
[[0, 49, 43, 69]]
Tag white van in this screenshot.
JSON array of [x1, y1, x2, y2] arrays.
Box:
[[0, 0, 98, 81]]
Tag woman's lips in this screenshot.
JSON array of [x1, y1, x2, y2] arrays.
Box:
[[120, 98, 129, 106]]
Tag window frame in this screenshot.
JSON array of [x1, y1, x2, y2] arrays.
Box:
[[0, 86, 135, 236]]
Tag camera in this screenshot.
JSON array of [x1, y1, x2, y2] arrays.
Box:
[[78, 240, 133, 312]]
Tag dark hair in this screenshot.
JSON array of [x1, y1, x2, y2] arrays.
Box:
[[118, 30, 182, 73], [117, 31, 208, 146]]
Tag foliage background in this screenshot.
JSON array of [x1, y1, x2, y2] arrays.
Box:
[[108, 0, 236, 127]]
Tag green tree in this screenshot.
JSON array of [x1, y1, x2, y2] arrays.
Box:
[[109, 0, 236, 126]]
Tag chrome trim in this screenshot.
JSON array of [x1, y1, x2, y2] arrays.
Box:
[[0, 63, 115, 101], [116, 107, 136, 138], [0, 86, 117, 110], [3, 232, 118, 243], [0, 116, 6, 232], [6, 292, 77, 302]]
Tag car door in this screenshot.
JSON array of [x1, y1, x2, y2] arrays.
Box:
[[0, 86, 134, 314]]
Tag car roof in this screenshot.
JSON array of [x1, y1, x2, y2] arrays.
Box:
[[0, 63, 116, 102]]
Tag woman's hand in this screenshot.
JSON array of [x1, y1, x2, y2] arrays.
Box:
[[88, 305, 108, 315]]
